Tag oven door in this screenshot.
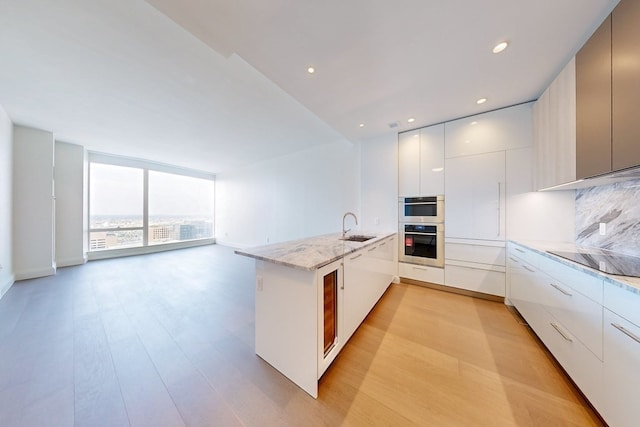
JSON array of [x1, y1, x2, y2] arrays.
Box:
[[399, 223, 444, 267], [399, 195, 444, 223]]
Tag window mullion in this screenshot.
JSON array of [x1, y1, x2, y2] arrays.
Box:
[[143, 168, 149, 247]]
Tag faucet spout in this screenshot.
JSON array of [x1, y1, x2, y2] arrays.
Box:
[[342, 212, 358, 238]]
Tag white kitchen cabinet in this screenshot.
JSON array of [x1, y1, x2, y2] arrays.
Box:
[[507, 243, 604, 413], [532, 58, 577, 190], [603, 308, 640, 427], [445, 151, 505, 241], [399, 262, 444, 285], [398, 124, 445, 196], [444, 240, 506, 297], [343, 236, 396, 342], [444, 103, 532, 159], [398, 131, 421, 196]]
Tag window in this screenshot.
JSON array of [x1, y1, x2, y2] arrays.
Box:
[[148, 171, 214, 245], [88, 153, 215, 255]]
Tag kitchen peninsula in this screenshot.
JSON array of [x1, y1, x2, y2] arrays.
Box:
[[236, 232, 397, 398]]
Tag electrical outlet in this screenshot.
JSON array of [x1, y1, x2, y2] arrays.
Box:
[[256, 276, 263, 291], [599, 223, 606, 236]]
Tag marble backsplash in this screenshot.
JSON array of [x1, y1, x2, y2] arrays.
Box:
[[575, 178, 640, 257]]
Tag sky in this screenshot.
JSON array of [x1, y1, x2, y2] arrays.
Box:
[[89, 163, 214, 216]]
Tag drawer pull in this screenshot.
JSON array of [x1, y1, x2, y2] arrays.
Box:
[[523, 265, 536, 273], [550, 283, 573, 297], [550, 322, 573, 342], [368, 247, 376, 252], [612, 323, 640, 345], [515, 248, 525, 253], [412, 266, 427, 271], [350, 254, 363, 261], [379, 242, 386, 247], [508, 256, 519, 263]]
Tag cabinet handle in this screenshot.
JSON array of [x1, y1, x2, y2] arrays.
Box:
[[496, 182, 501, 238], [550, 283, 572, 297], [350, 253, 363, 261], [509, 256, 519, 263], [379, 242, 386, 247], [550, 322, 573, 342], [368, 247, 376, 252], [515, 248, 525, 253], [412, 266, 427, 271], [612, 323, 640, 344], [523, 265, 535, 273]]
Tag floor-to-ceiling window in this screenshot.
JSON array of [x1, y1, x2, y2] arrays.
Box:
[[88, 152, 215, 258]]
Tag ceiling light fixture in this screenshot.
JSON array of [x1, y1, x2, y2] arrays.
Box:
[[408, 117, 416, 123], [359, 123, 365, 128], [492, 41, 509, 54], [307, 66, 315, 74], [470, 121, 478, 126], [476, 98, 487, 105]]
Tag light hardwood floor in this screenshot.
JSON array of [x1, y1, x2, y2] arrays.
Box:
[[0, 245, 602, 426]]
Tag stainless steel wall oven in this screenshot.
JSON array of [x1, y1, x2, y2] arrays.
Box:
[[399, 195, 444, 223], [399, 223, 444, 267]]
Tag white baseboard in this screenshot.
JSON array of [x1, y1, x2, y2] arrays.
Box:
[[0, 274, 15, 300], [55, 256, 87, 268], [14, 265, 57, 281]]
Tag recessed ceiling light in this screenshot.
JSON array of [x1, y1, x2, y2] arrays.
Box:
[[492, 41, 509, 54], [470, 121, 478, 126], [307, 66, 315, 74], [413, 134, 419, 138], [359, 123, 365, 128], [476, 98, 487, 105], [408, 117, 416, 123]]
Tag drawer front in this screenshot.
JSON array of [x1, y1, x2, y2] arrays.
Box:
[[447, 243, 506, 266], [539, 254, 603, 304], [603, 309, 640, 427], [534, 314, 604, 414], [604, 282, 640, 328], [508, 243, 538, 267], [540, 274, 603, 359], [444, 264, 505, 296], [399, 262, 444, 285]]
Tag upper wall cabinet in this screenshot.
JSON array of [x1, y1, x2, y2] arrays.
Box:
[[612, 0, 640, 172], [398, 123, 444, 196], [533, 58, 576, 190], [572, 0, 640, 180], [576, 16, 612, 179], [445, 104, 532, 159]]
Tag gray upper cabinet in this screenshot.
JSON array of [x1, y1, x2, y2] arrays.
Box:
[[576, 15, 612, 180], [612, 0, 640, 172]]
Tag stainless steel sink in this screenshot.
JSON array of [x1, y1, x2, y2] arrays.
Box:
[[341, 235, 375, 242]]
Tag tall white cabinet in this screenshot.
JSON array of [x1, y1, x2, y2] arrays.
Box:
[[398, 124, 445, 196], [443, 103, 533, 297]]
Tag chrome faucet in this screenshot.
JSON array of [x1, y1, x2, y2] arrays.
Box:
[[342, 212, 358, 238]]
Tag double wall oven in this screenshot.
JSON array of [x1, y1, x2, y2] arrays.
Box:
[[399, 196, 444, 267]]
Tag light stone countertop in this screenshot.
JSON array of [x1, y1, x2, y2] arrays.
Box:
[[509, 240, 640, 296], [235, 231, 397, 271]]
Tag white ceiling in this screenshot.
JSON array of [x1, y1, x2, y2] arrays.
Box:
[[0, 0, 619, 173]]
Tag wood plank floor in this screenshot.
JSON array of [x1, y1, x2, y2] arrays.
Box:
[[0, 244, 602, 426]]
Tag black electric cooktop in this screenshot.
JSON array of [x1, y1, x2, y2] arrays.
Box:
[[549, 249, 640, 278]]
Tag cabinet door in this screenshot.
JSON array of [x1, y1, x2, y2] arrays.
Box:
[[343, 250, 371, 342], [603, 309, 640, 427], [445, 151, 505, 240], [398, 131, 420, 196], [444, 104, 532, 159], [576, 14, 612, 179], [419, 124, 445, 195], [612, 0, 640, 171]]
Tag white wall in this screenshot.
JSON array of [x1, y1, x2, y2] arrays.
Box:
[[215, 139, 360, 248], [0, 105, 13, 298], [360, 132, 398, 233], [55, 141, 87, 266], [13, 125, 56, 280]]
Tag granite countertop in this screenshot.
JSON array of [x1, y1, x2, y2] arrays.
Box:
[[509, 239, 640, 296], [235, 232, 396, 271]]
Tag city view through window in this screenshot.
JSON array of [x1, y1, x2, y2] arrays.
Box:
[[89, 162, 214, 251]]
